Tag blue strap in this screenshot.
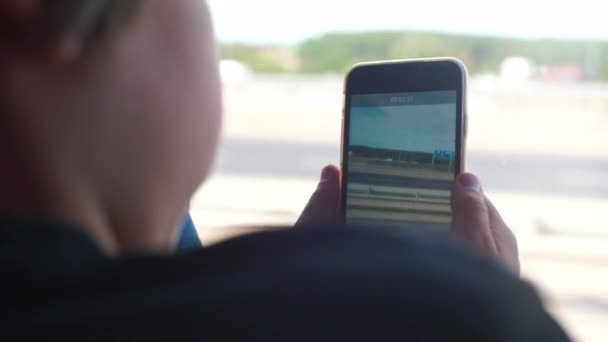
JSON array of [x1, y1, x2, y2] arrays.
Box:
[[176, 213, 202, 252]]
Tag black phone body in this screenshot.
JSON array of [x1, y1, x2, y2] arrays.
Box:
[[340, 58, 467, 231]]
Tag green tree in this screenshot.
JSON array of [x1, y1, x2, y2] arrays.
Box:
[[220, 43, 289, 73], [221, 32, 608, 80]]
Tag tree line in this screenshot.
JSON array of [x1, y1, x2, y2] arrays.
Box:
[[221, 31, 608, 80]]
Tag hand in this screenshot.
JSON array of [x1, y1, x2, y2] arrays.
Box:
[[296, 166, 520, 275], [296, 165, 340, 226], [451, 173, 520, 274]]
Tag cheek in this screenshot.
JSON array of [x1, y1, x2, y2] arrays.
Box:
[[181, 68, 223, 184], [169, 1, 223, 185], [143, 0, 223, 195]]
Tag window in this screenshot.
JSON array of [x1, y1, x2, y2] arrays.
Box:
[[197, 1, 608, 340]]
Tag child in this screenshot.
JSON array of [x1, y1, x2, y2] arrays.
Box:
[[0, 1, 566, 340]]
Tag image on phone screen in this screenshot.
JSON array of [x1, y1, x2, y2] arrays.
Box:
[[344, 90, 457, 231]]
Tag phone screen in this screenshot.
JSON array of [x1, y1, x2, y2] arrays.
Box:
[[343, 90, 458, 231]]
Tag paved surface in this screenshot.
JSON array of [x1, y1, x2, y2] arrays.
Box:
[[348, 159, 454, 181], [216, 137, 608, 199], [348, 173, 452, 190], [221, 75, 608, 158]]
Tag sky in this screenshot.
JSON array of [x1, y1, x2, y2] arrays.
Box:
[[349, 104, 456, 153], [208, 0, 608, 44]]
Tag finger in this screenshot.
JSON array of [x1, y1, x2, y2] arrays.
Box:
[[451, 173, 499, 256], [485, 195, 520, 274], [296, 165, 340, 227]]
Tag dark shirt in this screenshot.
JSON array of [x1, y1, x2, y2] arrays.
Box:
[[0, 216, 570, 341]]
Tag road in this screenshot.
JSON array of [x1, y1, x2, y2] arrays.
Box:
[[348, 173, 452, 190], [215, 137, 608, 199]]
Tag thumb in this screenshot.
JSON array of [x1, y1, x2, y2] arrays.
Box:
[[296, 165, 340, 226], [451, 173, 499, 256]]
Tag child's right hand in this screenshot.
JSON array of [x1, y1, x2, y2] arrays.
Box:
[[451, 173, 520, 274]]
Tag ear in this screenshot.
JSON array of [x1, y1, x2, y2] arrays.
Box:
[[50, 33, 84, 63], [0, 0, 86, 64]]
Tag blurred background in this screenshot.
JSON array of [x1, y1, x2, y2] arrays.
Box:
[[194, 1, 608, 340]]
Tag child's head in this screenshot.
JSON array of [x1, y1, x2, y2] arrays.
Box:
[[0, 0, 222, 253]]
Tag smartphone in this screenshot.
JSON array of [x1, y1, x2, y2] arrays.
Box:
[[340, 58, 467, 231]]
